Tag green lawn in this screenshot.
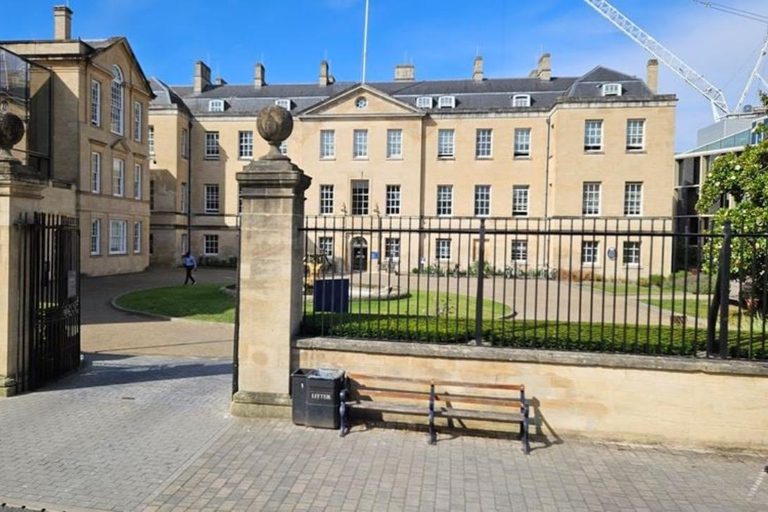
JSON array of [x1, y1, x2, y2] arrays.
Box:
[[115, 284, 236, 323], [646, 298, 713, 320], [304, 290, 511, 319]]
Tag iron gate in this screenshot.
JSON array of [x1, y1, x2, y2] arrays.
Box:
[[15, 212, 81, 393]]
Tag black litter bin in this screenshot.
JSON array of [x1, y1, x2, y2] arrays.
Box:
[[291, 368, 311, 426], [306, 369, 344, 429]]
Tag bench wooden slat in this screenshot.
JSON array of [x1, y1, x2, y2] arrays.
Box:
[[347, 400, 428, 416], [436, 408, 525, 423], [347, 373, 434, 385], [434, 393, 523, 408], [432, 380, 524, 391], [355, 389, 430, 401]]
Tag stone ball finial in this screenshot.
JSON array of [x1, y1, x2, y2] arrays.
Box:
[[0, 101, 25, 162], [256, 105, 293, 160]]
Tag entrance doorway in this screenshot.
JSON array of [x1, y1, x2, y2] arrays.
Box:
[[351, 237, 368, 272]]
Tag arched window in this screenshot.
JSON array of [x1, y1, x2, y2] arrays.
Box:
[[110, 65, 124, 135]]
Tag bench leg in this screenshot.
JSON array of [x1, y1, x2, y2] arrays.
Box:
[[428, 383, 436, 445], [339, 390, 348, 438], [522, 403, 531, 455]]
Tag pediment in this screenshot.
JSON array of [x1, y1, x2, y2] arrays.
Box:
[[299, 84, 422, 118]]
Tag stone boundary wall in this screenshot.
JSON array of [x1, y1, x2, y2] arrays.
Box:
[[296, 337, 768, 450]]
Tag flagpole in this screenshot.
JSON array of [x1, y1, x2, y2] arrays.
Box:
[[362, 0, 370, 84]]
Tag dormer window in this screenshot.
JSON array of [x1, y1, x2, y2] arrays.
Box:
[[512, 94, 531, 108], [602, 83, 622, 97], [275, 98, 292, 110], [438, 96, 456, 109], [416, 96, 433, 109], [208, 100, 225, 112]]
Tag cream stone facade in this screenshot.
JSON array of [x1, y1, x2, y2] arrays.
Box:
[[149, 55, 676, 275], [1, 6, 153, 277]]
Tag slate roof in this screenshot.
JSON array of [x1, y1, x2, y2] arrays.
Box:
[[154, 66, 669, 117]]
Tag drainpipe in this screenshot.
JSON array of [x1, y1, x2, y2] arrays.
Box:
[[186, 118, 193, 253], [543, 114, 553, 270]]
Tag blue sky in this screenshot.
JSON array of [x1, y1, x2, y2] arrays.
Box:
[[5, 0, 768, 150]]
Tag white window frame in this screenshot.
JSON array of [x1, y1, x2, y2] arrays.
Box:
[[602, 83, 622, 97], [203, 234, 219, 256], [384, 237, 400, 260], [208, 99, 225, 112], [238, 131, 253, 159], [436, 239, 452, 261], [437, 129, 455, 158], [91, 152, 101, 194], [624, 182, 643, 216], [319, 236, 334, 259], [113, 158, 125, 197], [320, 130, 335, 159], [275, 99, 291, 110], [279, 140, 288, 156], [475, 129, 493, 159], [205, 131, 220, 159], [148, 126, 155, 155], [386, 129, 403, 159], [511, 240, 528, 264], [319, 184, 334, 215], [416, 96, 433, 109], [582, 182, 601, 216], [385, 185, 401, 216], [512, 185, 529, 216], [109, 219, 127, 255], [180, 233, 188, 255], [474, 185, 491, 217], [133, 101, 142, 142], [623, 241, 641, 267], [181, 128, 189, 158], [110, 66, 124, 135], [512, 94, 531, 107], [133, 221, 142, 254], [584, 120, 603, 152], [438, 96, 456, 108], [514, 128, 531, 158], [581, 240, 600, 266], [134, 163, 142, 200], [353, 129, 368, 159], [91, 218, 101, 256], [351, 180, 369, 216], [181, 182, 188, 213], [91, 80, 101, 127], [204, 184, 220, 214], [436, 185, 453, 217], [626, 119, 645, 151]]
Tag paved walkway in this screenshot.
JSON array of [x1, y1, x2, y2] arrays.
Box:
[[0, 354, 767, 512], [82, 268, 235, 358]]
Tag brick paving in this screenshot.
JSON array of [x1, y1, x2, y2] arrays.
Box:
[[0, 354, 766, 511]]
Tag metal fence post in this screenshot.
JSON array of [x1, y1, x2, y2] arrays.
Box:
[[719, 221, 732, 359], [475, 219, 486, 343]]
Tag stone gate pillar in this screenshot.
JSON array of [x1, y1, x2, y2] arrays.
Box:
[[0, 107, 45, 397], [231, 106, 311, 417]]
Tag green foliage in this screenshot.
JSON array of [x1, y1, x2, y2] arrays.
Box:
[[198, 256, 238, 268]]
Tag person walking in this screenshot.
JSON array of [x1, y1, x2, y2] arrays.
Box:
[[183, 252, 197, 286]]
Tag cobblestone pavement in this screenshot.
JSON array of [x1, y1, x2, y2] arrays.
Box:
[[1, 355, 767, 511], [82, 268, 235, 358]]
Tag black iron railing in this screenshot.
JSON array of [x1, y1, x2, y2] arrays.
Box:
[[300, 216, 768, 361]]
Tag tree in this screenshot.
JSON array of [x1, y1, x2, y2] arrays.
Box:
[[696, 107, 768, 313]]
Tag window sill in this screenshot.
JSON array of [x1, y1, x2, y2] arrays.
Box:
[[113, 194, 125, 198], [203, 253, 219, 257], [475, 157, 493, 161], [513, 155, 532, 160], [320, 157, 336, 161], [204, 212, 220, 215], [109, 252, 128, 256], [204, 157, 220, 161], [238, 157, 253, 161], [437, 156, 455, 161], [584, 150, 604, 155], [386, 157, 403, 161], [512, 213, 529, 217], [353, 157, 369, 161], [626, 149, 646, 154], [90, 253, 101, 258]]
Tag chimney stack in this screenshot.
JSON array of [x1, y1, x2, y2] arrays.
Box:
[[194, 61, 211, 94], [53, 5, 72, 40], [254, 63, 266, 89], [215, 77, 227, 86], [536, 53, 551, 81], [319, 60, 334, 86], [646, 59, 659, 94], [394, 64, 415, 82], [472, 56, 484, 81]]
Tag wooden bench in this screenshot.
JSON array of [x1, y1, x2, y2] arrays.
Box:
[[339, 373, 530, 454]]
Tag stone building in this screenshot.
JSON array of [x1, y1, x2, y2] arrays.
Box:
[[1, 6, 152, 276], [149, 55, 676, 274]]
